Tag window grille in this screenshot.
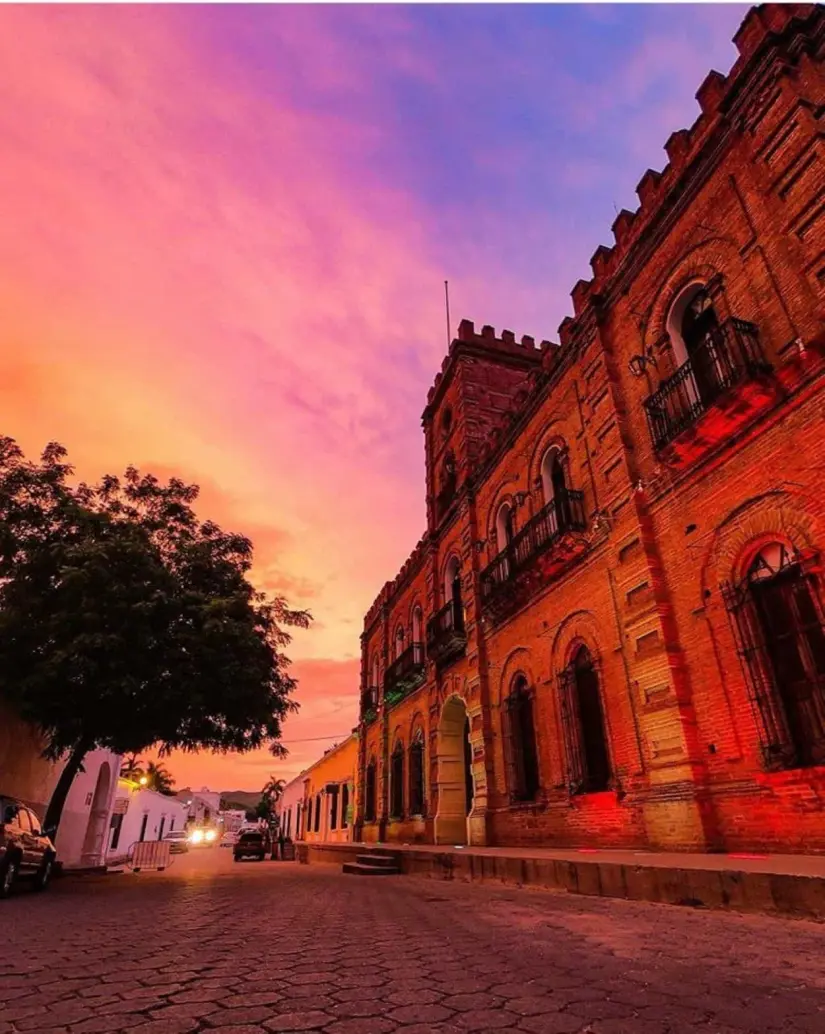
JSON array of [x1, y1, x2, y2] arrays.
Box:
[[365, 761, 377, 823], [390, 741, 404, 819], [329, 786, 339, 830], [557, 648, 611, 794], [503, 679, 540, 801], [341, 783, 349, 828], [723, 546, 825, 769], [408, 732, 425, 816]]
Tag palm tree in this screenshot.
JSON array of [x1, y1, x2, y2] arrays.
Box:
[[120, 755, 145, 782], [262, 776, 286, 806], [145, 761, 175, 795]]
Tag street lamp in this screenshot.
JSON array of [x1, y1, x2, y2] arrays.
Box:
[[139, 776, 148, 786]]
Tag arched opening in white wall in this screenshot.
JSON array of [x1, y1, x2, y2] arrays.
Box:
[[80, 761, 112, 867]]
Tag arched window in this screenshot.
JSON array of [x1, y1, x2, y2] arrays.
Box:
[[665, 283, 726, 407], [412, 606, 423, 663], [540, 448, 571, 536], [390, 740, 404, 819], [365, 759, 377, 823], [559, 646, 611, 794], [725, 543, 825, 768], [503, 676, 540, 801], [495, 501, 515, 552], [394, 625, 405, 660], [371, 655, 380, 690], [314, 794, 321, 833], [408, 729, 425, 817], [341, 783, 350, 828], [437, 451, 457, 518], [444, 556, 463, 633]]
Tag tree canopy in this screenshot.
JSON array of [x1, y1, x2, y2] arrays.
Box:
[[0, 437, 310, 833]]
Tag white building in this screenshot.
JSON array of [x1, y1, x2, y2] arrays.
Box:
[[0, 704, 120, 868], [177, 787, 222, 825], [107, 779, 189, 863], [277, 773, 307, 841], [48, 747, 121, 869], [221, 809, 247, 833]]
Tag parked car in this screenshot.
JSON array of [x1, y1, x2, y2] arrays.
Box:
[[0, 794, 57, 898], [163, 829, 190, 854], [233, 828, 271, 862]]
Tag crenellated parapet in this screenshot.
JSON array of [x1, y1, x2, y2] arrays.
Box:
[[424, 320, 546, 413], [362, 535, 429, 634], [554, 4, 821, 342]]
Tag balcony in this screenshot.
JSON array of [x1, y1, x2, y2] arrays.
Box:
[[384, 642, 426, 707], [481, 489, 587, 622], [361, 686, 378, 726], [643, 318, 774, 463], [426, 600, 466, 669]]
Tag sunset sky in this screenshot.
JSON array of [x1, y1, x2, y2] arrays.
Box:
[[0, 4, 747, 792]]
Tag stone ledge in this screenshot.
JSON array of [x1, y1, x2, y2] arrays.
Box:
[[299, 842, 825, 920]]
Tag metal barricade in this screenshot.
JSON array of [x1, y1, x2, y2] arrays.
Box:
[[127, 840, 172, 873]]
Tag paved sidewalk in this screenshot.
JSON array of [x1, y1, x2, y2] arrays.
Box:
[[303, 841, 825, 919], [351, 842, 825, 877]]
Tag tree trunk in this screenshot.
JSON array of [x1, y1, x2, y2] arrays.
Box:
[[43, 738, 91, 841]]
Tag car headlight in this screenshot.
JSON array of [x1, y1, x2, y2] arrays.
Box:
[[205, 830, 216, 842], [190, 829, 204, 844]]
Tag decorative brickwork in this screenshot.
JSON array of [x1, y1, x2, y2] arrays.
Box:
[[355, 5, 825, 853]]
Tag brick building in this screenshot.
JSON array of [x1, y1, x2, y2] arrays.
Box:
[[355, 4, 825, 854]]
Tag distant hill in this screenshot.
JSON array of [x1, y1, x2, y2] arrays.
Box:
[[219, 790, 260, 811]]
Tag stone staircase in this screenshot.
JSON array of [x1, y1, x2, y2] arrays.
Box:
[[342, 851, 401, 876]]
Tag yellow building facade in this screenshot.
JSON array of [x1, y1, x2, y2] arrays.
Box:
[[278, 734, 357, 845]]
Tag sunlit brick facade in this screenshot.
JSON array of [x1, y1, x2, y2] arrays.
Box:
[[355, 4, 825, 853]]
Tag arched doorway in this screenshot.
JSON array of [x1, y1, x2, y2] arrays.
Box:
[[434, 696, 473, 845], [80, 761, 112, 866]]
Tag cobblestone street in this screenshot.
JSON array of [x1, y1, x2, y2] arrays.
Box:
[[2, 850, 825, 1034]]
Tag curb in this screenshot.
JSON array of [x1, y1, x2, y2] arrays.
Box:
[[304, 844, 825, 921]]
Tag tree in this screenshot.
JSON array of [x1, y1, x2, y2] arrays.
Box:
[[119, 755, 145, 781], [262, 776, 286, 807], [0, 437, 310, 838], [145, 761, 175, 795]]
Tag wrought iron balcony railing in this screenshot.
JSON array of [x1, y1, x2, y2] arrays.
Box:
[[481, 488, 587, 604], [426, 600, 466, 668], [385, 642, 426, 704], [643, 318, 771, 453]]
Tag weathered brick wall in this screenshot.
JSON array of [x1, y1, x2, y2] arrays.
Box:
[[355, 4, 825, 855]]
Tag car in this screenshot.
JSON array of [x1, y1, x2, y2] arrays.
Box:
[[0, 794, 57, 898], [220, 831, 238, 848], [233, 828, 271, 862], [163, 829, 190, 854], [188, 827, 218, 848]]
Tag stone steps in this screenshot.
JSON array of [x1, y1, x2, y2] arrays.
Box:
[[343, 852, 401, 876]]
